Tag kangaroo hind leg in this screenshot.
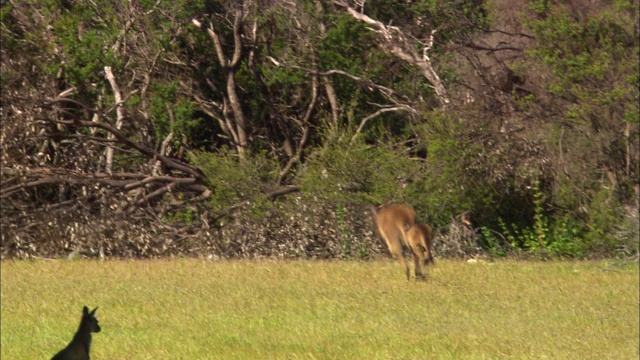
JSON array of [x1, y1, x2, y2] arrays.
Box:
[[410, 245, 427, 281]]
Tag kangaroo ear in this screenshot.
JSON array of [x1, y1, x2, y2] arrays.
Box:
[[90, 307, 98, 316], [83, 306, 89, 316]]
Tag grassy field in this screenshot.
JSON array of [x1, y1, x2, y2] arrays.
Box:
[[1, 259, 638, 359]]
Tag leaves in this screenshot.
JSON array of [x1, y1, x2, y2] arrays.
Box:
[[1, 0, 638, 259]]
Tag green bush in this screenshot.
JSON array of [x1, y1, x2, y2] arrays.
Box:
[[297, 136, 417, 206], [190, 148, 279, 217]]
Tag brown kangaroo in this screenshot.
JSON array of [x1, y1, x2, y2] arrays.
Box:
[[51, 306, 101, 360], [371, 204, 418, 280], [408, 222, 435, 280]]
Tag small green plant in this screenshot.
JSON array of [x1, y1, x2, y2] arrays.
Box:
[[492, 178, 589, 258], [164, 206, 196, 225], [497, 217, 519, 250], [533, 182, 547, 244], [479, 226, 508, 257], [547, 215, 582, 257], [357, 245, 368, 259], [523, 178, 549, 252]]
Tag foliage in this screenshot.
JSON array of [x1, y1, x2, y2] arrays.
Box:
[[407, 113, 478, 225], [364, 0, 489, 45], [148, 82, 201, 145], [190, 147, 279, 216], [518, 0, 639, 256], [164, 204, 197, 225], [297, 135, 418, 206], [2, 0, 638, 259]]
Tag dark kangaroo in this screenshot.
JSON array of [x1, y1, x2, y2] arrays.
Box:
[[51, 306, 101, 360]]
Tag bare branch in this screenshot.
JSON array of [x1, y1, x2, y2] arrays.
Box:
[[104, 66, 126, 174], [334, 2, 449, 107], [57, 88, 76, 98], [192, 4, 248, 158], [323, 78, 340, 128], [191, 19, 227, 66], [211, 185, 301, 221], [230, 2, 243, 68], [122, 176, 196, 191], [464, 41, 525, 53], [266, 56, 405, 100], [45, 97, 206, 181], [351, 106, 418, 143], [277, 73, 318, 185], [128, 182, 178, 210]]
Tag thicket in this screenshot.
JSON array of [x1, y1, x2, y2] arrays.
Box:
[[1, 0, 638, 259]]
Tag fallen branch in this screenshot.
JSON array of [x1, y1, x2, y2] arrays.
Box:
[[67, 246, 105, 260], [44, 97, 206, 181], [211, 185, 301, 221], [122, 175, 197, 191]]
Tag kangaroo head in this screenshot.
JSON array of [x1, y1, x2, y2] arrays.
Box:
[[82, 306, 101, 333]]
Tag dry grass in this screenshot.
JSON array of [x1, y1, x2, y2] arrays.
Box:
[[1, 259, 638, 359]]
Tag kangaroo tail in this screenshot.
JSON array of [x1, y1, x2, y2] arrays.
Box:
[[368, 205, 379, 216], [422, 224, 435, 265], [368, 205, 380, 226]]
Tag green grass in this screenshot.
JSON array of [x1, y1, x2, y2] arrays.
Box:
[[1, 259, 638, 359]]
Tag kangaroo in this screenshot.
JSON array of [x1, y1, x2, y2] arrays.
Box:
[[407, 222, 435, 280], [51, 306, 101, 360], [370, 203, 418, 280]]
